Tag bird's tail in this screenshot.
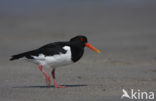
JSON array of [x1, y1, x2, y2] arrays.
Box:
[[10, 52, 28, 61]]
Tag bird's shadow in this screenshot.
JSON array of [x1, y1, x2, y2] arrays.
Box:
[[12, 84, 88, 88]]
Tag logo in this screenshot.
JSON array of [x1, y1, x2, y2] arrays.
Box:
[[121, 89, 155, 100]]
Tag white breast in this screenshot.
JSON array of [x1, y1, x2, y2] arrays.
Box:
[[32, 46, 73, 68]]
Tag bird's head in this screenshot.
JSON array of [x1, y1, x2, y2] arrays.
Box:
[[70, 35, 101, 54]]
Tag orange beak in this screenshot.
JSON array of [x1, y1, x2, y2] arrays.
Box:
[[85, 42, 101, 54]]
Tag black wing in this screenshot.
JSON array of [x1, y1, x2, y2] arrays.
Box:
[[38, 42, 68, 56], [10, 42, 69, 60]]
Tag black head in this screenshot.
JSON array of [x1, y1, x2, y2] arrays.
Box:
[[69, 35, 101, 62], [70, 35, 88, 46], [70, 35, 101, 54]]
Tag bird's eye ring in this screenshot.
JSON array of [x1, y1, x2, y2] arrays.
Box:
[[80, 38, 84, 41]]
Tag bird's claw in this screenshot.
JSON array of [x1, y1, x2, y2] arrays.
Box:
[[55, 85, 66, 88]]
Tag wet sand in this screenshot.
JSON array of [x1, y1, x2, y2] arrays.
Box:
[[0, 1, 156, 101]]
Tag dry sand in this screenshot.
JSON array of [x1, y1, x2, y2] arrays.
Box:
[[0, 1, 156, 101]]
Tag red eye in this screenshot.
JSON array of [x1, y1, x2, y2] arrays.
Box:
[[80, 38, 84, 41]]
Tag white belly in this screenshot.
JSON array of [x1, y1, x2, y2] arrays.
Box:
[[32, 46, 73, 68]]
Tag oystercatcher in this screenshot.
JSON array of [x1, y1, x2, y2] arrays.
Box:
[[10, 35, 101, 88]]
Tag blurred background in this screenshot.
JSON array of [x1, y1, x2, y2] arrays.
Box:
[[0, 0, 156, 101], [0, 0, 156, 60]]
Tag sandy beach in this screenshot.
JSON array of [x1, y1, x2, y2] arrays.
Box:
[[0, 0, 156, 101]]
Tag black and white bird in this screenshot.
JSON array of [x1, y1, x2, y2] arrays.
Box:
[[10, 35, 101, 88]]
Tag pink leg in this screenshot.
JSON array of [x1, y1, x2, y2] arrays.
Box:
[[38, 65, 51, 86], [51, 69, 65, 88]]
